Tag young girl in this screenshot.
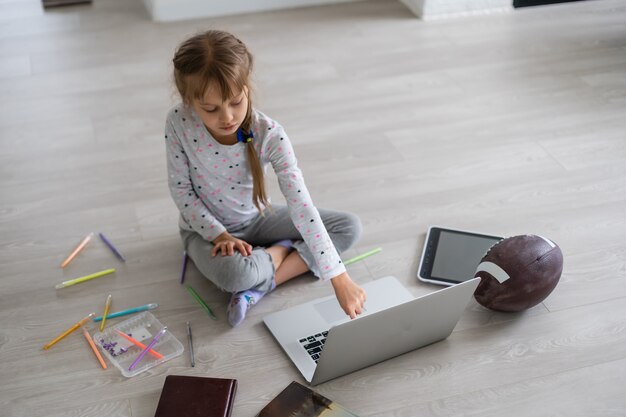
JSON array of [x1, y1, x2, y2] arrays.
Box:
[[166, 29, 366, 327]]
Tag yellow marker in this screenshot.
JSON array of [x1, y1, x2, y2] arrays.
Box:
[[43, 313, 95, 350], [100, 294, 112, 332], [55, 268, 116, 290]]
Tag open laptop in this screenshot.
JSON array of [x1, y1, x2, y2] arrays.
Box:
[[264, 276, 480, 385]]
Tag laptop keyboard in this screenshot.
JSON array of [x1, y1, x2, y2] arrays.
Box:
[[298, 331, 328, 363]]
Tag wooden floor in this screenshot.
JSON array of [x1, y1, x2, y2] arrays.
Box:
[[1, 0, 626, 415]]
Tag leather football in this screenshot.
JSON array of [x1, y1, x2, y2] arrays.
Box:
[[473, 234, 563, 312]]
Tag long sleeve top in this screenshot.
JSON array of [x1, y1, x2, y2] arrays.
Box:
[[164, 104, 346, 281]]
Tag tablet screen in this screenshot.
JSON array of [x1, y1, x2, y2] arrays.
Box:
[[419, 227, 502, 285]]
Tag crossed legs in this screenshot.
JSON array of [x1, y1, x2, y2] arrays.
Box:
[[180, 206, 362, 326], [265, 245, 309, 286]]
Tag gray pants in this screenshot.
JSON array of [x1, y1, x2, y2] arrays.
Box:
[[180, 206, 362, 294]]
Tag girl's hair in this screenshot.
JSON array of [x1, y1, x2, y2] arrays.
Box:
[[172, 30, 270, 213]]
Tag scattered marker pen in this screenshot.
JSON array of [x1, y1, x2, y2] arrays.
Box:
[[187, 321, 195, 367], [180, 251, 188, 284], [185, 285, 217, 320], [100, 294, 112, 332], [82, 326, 107, 369], [55, 268, 116, 290], [60, 232, 94, 268], [128, 327, 167, 371], [99, 232, 126, 262], [343, 247, 383, 266], [92, 303, 158, 322], [43, 313, 95, 350]]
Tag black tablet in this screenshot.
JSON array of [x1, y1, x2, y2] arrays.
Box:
[[417, 226, 503, 286]]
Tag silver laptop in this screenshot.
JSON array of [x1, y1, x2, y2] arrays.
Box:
[[264, 276, 480, 385]]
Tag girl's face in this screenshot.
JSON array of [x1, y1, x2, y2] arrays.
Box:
[[192, 85, 249, 144]]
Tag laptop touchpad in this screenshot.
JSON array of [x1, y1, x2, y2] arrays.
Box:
[[314, 299, 349, 324]]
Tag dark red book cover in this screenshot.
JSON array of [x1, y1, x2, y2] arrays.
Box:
[[154, 375, 237, 417]]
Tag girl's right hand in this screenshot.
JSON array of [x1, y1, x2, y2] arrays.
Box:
[[331, 272, 367, 319], [212, 232, 253, 257]]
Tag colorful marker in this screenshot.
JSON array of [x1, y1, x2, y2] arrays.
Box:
[[55, 268, 116, 290], [180, 251, 188, 284], [60, 232, 94, 268], [99, 294, 112, 332], [98, 233, 126, 262], [187, 321, 195, 367], [82, 326, 107, 369], [185, 285, 217, 320], [128, 327, 167, 371], [343, 247, 383, 266], [43, 313, 95, 350], [115, 330, 163, 359], [92, 303, 158, 322]]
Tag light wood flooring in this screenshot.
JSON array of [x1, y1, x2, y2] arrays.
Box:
[[1, 0, 626, 415]]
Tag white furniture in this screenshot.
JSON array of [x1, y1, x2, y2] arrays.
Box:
[[400, 0, 513, 19], [143, 0, 366, 21], [143, 0, 513, 21]]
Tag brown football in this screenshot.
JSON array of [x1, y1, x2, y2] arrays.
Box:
[[473, 234, 563, 312]]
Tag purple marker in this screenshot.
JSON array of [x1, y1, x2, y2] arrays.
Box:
[[99, 232, 126, 262], [128, 327, 167, 371], [180, 251, 188, 284]]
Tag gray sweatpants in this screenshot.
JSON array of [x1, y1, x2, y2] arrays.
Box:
[[179, 205, 362, 294]]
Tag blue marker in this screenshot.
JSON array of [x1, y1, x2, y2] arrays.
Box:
[[92, 303, 158, 322]]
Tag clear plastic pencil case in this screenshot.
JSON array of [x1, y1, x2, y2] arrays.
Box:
[[92, 311, 184, 377]]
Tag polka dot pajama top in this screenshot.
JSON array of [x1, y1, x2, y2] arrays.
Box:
[[164, 104, 346, 281]]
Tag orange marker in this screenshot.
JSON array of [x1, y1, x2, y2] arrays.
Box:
[[43, 313, 95, 350], [114, 330, 164, 359], [82, 326, 107, 369], [60, 232, 94, 268]]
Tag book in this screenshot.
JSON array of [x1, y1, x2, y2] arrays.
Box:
[[154, 375, 237, 417], [257, 381, 360, 417]]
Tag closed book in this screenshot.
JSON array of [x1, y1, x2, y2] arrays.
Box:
[[154, 375, 237, 417], [257, 381, 360, 417]]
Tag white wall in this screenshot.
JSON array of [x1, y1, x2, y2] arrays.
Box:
[[143, 0, 368, 22]]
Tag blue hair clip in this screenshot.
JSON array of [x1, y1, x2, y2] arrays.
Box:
[[237, 129, 254, 143]]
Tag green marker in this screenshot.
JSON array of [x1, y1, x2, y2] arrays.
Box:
[[343, 247, 382, 266], [185, 285, 218, 320]]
